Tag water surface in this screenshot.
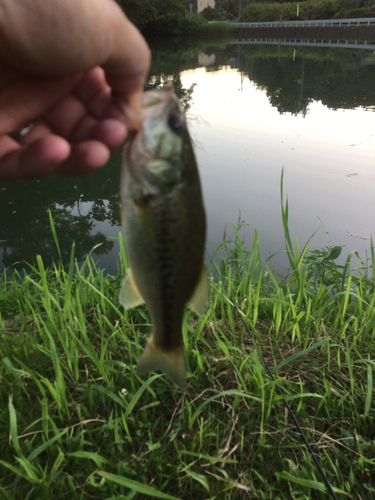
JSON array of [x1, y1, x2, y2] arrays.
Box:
[[1, 40, 375, 275]]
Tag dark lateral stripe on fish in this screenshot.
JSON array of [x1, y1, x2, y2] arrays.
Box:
[[120, 86, 208, 390]]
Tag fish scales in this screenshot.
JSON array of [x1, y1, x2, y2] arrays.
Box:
[[119, 85, 209, 390]]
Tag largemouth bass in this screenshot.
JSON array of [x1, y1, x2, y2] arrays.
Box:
[[119, 85, 209, 390]]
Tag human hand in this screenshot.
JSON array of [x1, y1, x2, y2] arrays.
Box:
[[0, 0, 151, 180]]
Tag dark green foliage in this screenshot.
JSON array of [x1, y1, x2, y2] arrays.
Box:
[[303, 245, 344, 288], [201, 5, 226, 21], [240, 0, 349, 21], [241, 2, 282, 22], [148, 9, 205, 37], [309, 0, 345, 19], [118, 0, 157, 31], [333, 0, 375, 18], [120, 0, 374, 28], [333, 5, 375, 16], [216, 0, 239, 18], [118, 0, 205, 37]]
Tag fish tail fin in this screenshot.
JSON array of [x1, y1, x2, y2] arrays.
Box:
[[136, 336, 187, 391]]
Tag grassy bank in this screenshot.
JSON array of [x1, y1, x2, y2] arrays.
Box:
[[199, 21, 236, 38], [1, 194, 375, 499]]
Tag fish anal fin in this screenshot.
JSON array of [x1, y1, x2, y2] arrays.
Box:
[[119, 269, 145, 309], [188, 266, 210, 316], [136, 336, 187, 391]]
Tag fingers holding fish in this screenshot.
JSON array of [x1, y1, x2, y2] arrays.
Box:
[[42, 71, 129, 146], [1, 112, 128, 180], [0, 68, 131, 179], [0, 134, 70, 180]]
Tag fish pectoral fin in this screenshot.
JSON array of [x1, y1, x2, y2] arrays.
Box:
[[188, 266, 210, 316], [136, 337, 187, 391], [119, 269, 145, 309]]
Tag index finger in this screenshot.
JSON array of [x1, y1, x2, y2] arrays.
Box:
[[102, 13, 151, 96]]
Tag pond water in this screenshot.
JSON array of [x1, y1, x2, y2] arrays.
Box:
[[1, 39, 375, 276]]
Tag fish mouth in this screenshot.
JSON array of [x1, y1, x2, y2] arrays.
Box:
[[141, 83, 175, 108], [113, 84, 178, 133], [112, 92, 143, 132]]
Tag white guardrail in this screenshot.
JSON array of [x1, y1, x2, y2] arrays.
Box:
[[232, 38, 375, 50], [230, 18, 375, 28]]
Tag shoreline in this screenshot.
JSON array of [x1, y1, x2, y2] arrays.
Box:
[[234, 25, 375, 42]]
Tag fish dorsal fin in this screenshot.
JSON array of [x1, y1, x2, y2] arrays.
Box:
[[136, 336, 187, 391], [119, 269, 145, 309], [188, 266, 210, 316]]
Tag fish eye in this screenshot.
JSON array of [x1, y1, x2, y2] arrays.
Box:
[[168, 112, 183, 132]]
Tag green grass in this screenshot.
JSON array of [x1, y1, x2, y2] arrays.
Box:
[[199, 21, 236, 38], [1, 193, 375, 499]]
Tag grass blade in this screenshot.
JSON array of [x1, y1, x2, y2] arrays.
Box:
[[96, 471, 179, 499]]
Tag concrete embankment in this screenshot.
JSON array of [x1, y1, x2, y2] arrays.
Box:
[[234, 26, 375, 42]]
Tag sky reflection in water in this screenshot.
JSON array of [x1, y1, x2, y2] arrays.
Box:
[[181, 63, 375, 273]]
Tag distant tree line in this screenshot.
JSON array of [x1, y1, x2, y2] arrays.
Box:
[[118, 0, 205, 36], [200, 0, 375, 21], [241, 0, 341, 22], [119, 0, 375, 36], [201, 0, 251, 20]]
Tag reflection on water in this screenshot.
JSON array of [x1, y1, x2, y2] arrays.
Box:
[[1, 39, 375, 274], [0, 156, 121, 273]]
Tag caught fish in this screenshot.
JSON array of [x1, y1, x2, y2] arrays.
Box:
[[119, 85, 209, 390]]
